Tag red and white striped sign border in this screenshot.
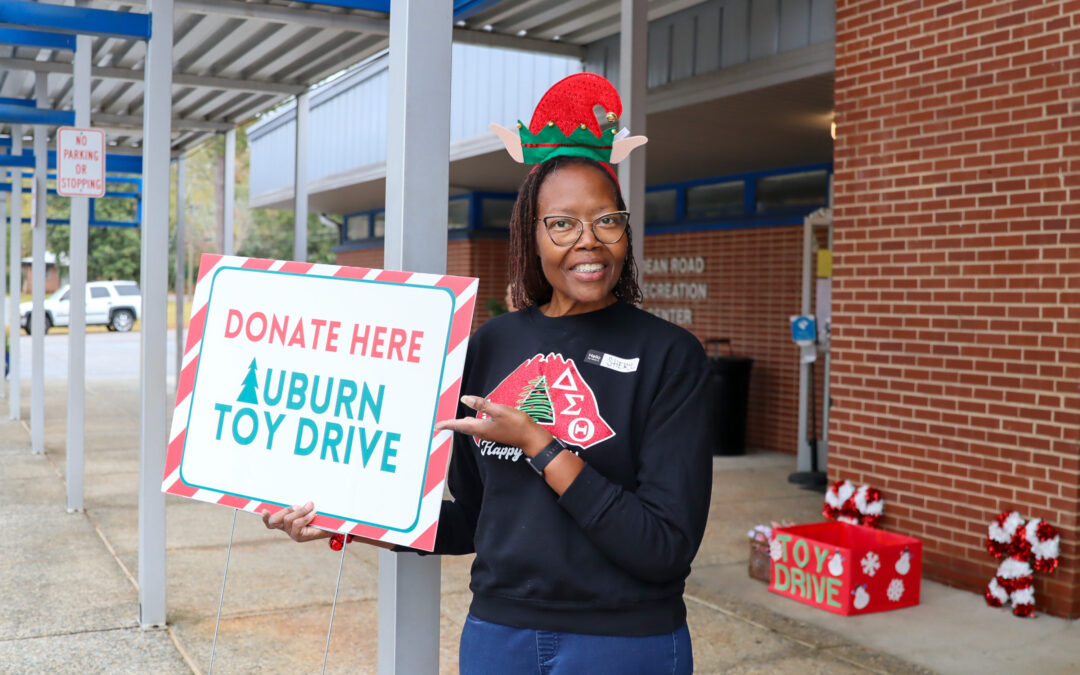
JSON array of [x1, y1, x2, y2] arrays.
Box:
[[161, 254, 477, 551]]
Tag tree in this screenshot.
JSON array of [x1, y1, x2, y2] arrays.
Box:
[[516, 375, 554, 424], [238, 358, 259, 404]]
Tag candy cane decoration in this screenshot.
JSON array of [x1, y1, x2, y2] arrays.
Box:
[[984, 511, 1060, 618], [823, 480, 884, 528]]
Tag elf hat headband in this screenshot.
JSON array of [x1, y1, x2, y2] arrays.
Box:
[[489, 72, 648, 166]]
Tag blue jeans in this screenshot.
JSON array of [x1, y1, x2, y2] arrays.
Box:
[[459, 614, 694, 675]]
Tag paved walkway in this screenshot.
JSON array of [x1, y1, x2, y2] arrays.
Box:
[[1, 379, 1076, 673]]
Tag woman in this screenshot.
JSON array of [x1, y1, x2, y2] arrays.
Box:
[[266, 75, 712, 673]]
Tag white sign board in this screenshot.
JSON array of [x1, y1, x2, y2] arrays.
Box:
[[56, 127, 106, 198], [163, 255, 478, 551]]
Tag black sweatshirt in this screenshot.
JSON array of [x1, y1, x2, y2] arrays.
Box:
[[431, 301, 713, 637]]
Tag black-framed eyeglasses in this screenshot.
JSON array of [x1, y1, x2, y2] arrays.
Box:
[[538, 211, 631, 247]]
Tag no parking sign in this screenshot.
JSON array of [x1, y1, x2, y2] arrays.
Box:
[[56, 127, 106, 198], [162, 255, 477, 551]]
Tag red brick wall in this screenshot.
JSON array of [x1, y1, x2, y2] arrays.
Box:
[[832, 0, 1080, 617], [639, 228, 816, 456]]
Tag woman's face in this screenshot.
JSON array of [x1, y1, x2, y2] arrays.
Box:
[[534, 163, 627, 315]]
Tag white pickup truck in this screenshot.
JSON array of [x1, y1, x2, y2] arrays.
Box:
[[21, 280, 141, 334]]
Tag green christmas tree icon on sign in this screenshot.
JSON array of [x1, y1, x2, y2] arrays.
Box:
[[516, 375, 554, 424], [238, 358, 259, 404]]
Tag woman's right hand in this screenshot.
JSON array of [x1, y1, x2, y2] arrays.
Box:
[[261, 502, 332, 543]]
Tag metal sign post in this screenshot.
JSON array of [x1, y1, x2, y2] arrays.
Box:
[[378, 0, 453, 672]]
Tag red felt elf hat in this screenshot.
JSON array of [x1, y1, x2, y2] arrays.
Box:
[[489, 73, 647, 168]]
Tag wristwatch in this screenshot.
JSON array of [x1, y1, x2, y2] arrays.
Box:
[[526, 437, 567, 476]]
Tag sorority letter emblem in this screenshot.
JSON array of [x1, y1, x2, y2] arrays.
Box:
[[482, 354, 614, 450]]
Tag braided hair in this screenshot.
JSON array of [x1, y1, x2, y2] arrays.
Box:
[[507, 155, 643, 311]]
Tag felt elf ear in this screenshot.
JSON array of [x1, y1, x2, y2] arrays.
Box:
[[489, 123, 524, 163], [609, 135, 648, 164]]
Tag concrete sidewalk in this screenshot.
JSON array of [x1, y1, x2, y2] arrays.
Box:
[[0, 379, 1076, 674]]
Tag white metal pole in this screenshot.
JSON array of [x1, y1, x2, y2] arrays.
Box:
[[293, 90, 309, 263], [378, 0, 451, 672], [618, 0, 647, 284], [8, 125, 22, 420], [175, 155, 185, 389], [67, 34, 92, 511], [223, 128, 235, 255], [31, 73, 47, 455], [139, 0, 174, 628]]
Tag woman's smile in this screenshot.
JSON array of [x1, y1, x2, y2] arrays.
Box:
[[535, 163, 628, 317]]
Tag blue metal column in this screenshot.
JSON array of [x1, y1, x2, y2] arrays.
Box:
[[378, 0, 452, 672], [138, 0, 174, 628], [30, 73, 47, 455], [619, 0, 647, 282], [8, 125, 21, 420], [66, 33, 91, 512]]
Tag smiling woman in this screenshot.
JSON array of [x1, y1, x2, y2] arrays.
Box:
[[266, 73, 711, 675]]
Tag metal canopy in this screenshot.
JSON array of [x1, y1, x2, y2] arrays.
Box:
[[0, 0, 602, 155], [0, 0, 393, 153], [455, 0, 706, 45]]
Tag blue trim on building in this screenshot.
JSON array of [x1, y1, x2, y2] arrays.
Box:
[[0, 1, 151, 40], [0, 105, 75, 127], [644, 162, 833, 231], [0, 26, 76, 49], [335, 164, 833, 252]]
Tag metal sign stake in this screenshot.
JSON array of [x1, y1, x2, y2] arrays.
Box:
[[322, 539, 349, 675], [207, 508, 238, 675]]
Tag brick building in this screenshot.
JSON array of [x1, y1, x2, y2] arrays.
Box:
[[829, 0, 1079, 618], [251, 1, 1080, 617]]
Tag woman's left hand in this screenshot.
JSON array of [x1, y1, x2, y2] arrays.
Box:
[[434, 395, 551, 456]]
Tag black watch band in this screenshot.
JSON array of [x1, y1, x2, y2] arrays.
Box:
[[526, 437, 567, 476]]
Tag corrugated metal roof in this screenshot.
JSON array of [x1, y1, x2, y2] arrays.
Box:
[[0, 0, 703, 156], [1, 0, 394, 155]]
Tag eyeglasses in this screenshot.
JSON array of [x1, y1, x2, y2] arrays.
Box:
[[538, 211, 630, 247]]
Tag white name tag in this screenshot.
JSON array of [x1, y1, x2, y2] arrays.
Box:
[[585, 349, 639, 373]]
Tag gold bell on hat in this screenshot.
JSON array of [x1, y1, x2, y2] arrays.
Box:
[[605, 111, 617, 123]]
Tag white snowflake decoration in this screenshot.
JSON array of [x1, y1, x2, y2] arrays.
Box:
[[887, 578, 905, 602], [769, 538, 784, 562], [861, 551, 881, 577]]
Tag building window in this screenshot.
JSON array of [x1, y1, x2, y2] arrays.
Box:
[[346, 214, 370, 240], [448, 198, 470, 230], [645, 189, 678, 224], [480, 197, 514, 229], [755, 170, 829, 214], [373, 211, 385, 238], [686, 180, 744, 220]]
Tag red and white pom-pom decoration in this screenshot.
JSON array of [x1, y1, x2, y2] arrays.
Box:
[[984, 510, 1060, 618], [823, 480, 884, 528]]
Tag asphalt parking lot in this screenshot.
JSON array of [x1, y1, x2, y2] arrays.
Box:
[[14, 329, 179, 380]]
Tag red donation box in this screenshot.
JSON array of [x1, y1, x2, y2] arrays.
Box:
[[769, 522, 922, 616]]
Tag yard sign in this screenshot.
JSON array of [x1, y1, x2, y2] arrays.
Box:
[[162, 255, 477, 551], [56, 127, 106, 198]]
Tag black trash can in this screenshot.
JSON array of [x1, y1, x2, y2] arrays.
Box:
[[704, 339, 753, 455]]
